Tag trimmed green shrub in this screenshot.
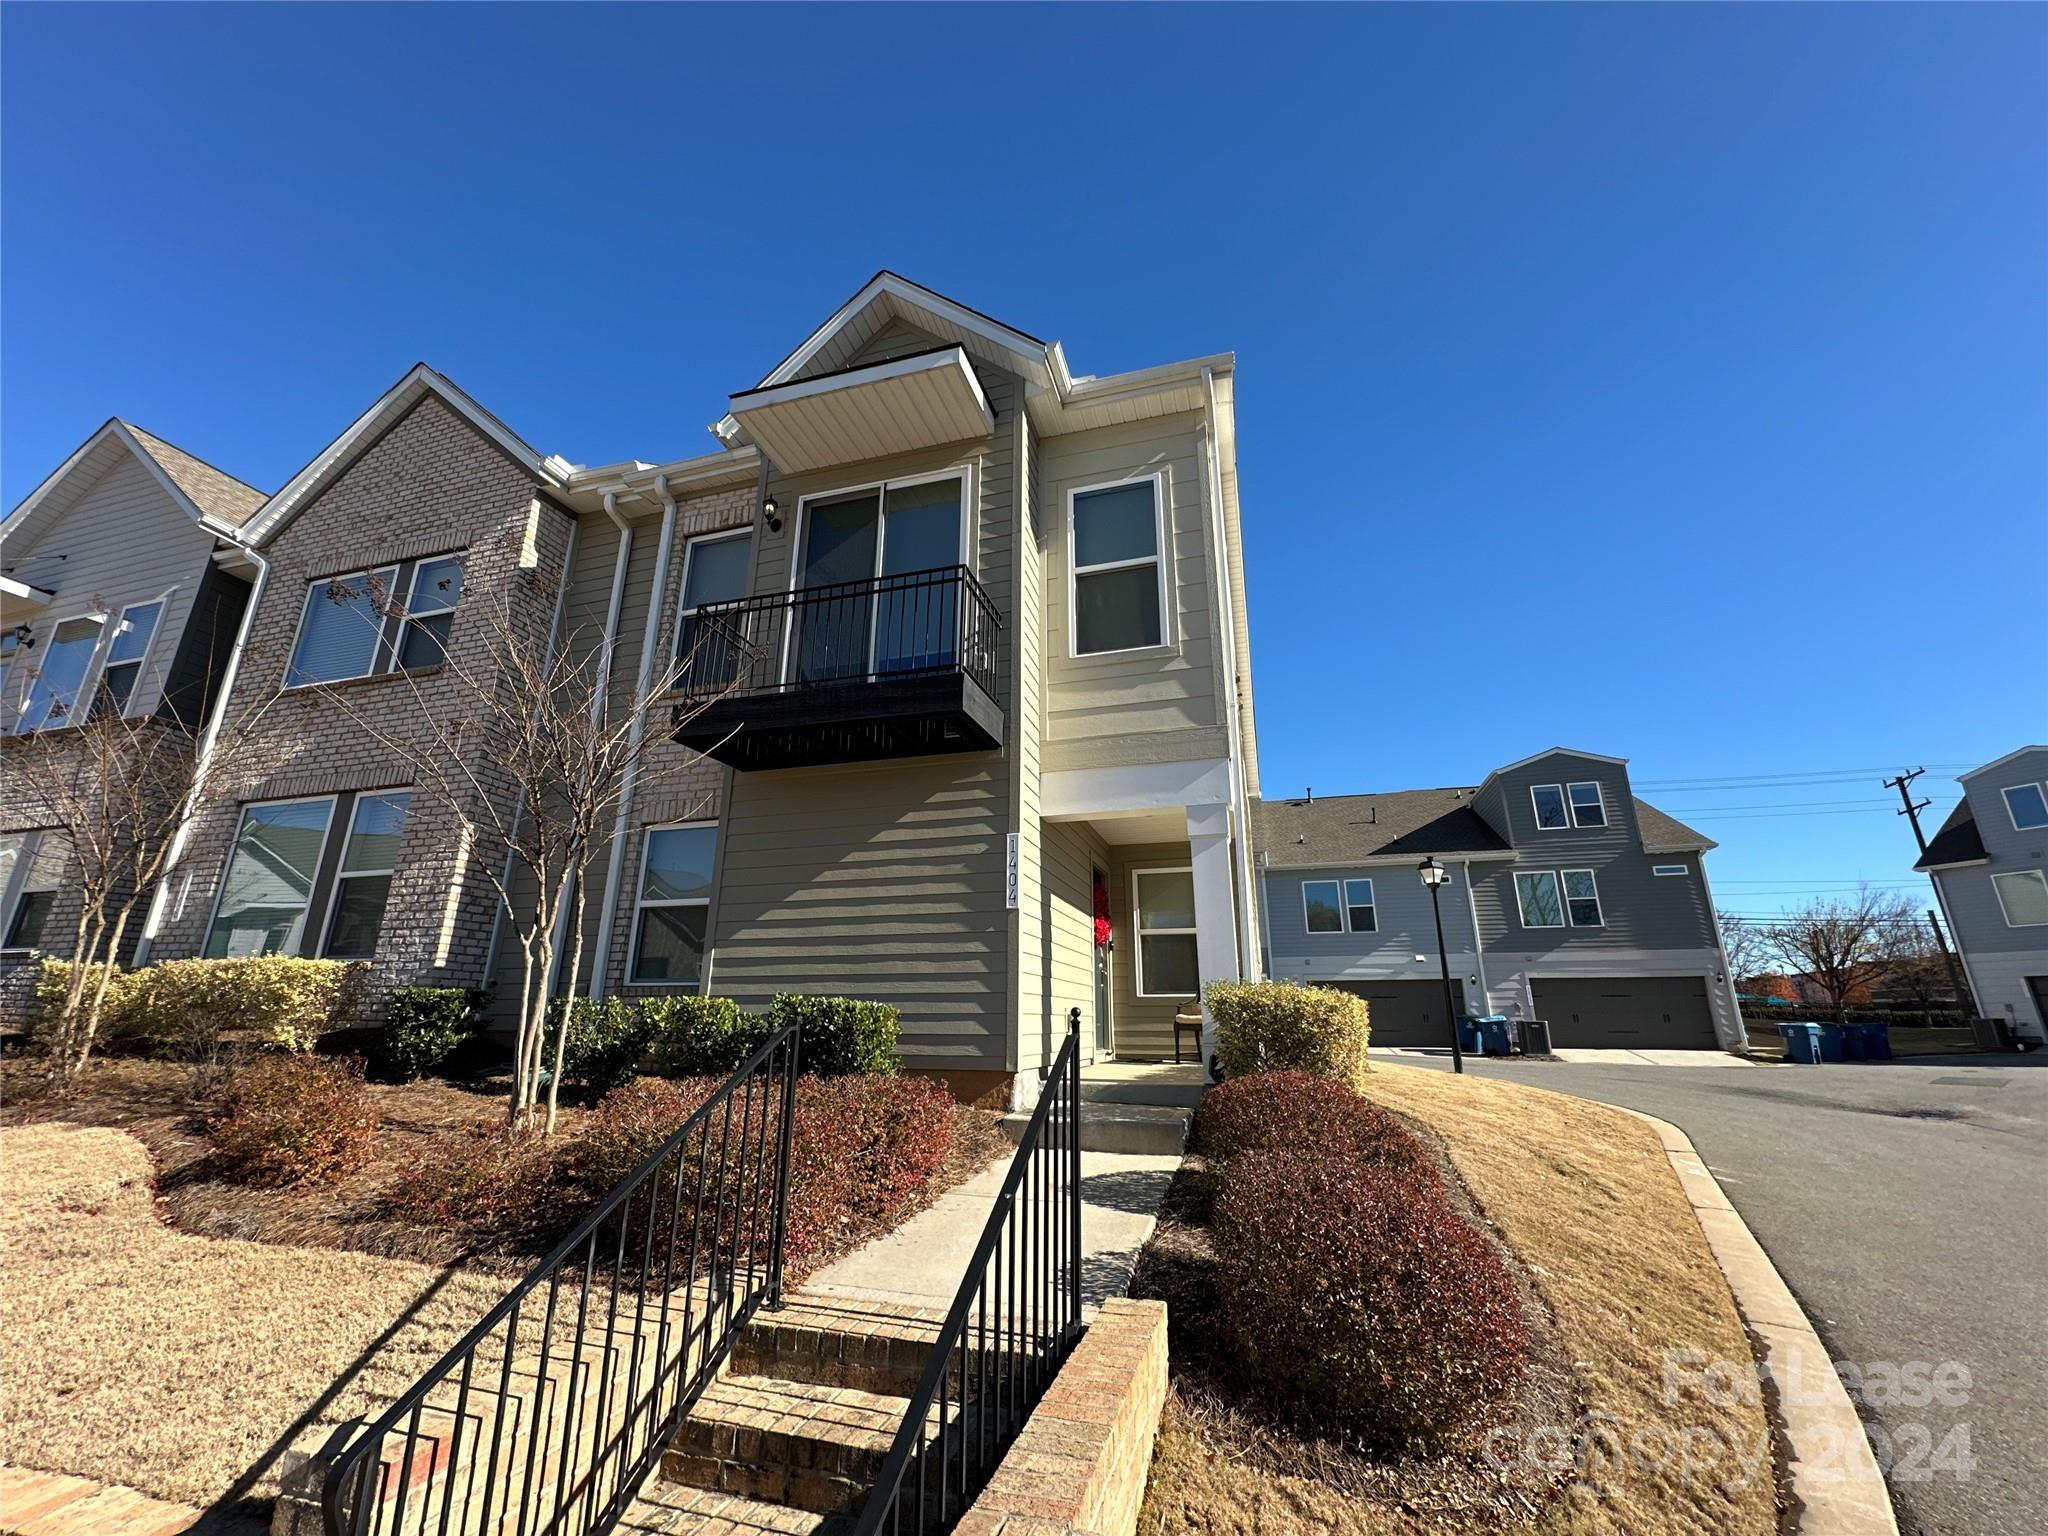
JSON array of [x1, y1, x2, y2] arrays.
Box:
[[133, 955, 370, 1056], [390, 1122, 563, 1242], [1208, 980, 1370, 1089], [1213, 1147, 1527, 1450], [1195, 1070, 1438, 1186], [211, 1054, 379, 1187], [372, 987, 490, 1082], [32, 959, 151, 1048], [769, 994, 900, 1077], [545, 997, 656, 1095], [644, 995, 770, 1078]]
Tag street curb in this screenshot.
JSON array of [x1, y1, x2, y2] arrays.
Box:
[[1623, 1109, 1899, 1536]]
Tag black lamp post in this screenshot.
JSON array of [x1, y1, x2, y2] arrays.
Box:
[[1419, 856, 1464, 1073]]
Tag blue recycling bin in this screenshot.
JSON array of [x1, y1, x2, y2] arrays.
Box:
[[1815, 1023, 1846, 1063], [1457, 1017, 1486, 1054], [1479, 1017, 1515, 1057], [1862, 1020, 1892, 1061], [1840, 1023, 1870, 1062], [1776, 1021, 1823, 1064]]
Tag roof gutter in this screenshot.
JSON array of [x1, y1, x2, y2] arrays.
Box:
[[134, 534, 272, 965], [587, 476, 677, 995]]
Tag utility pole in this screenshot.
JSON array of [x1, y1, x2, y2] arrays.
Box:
[[1886, 768, 1972, 1014], [1885, 768, 1933, 855]]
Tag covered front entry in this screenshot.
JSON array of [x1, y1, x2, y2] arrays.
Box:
[[1532, 975, 1719, 1049], [1329, 979, 1466, 1048]]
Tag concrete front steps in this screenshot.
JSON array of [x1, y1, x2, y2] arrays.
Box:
[[628, 1296, 951, 1536], [999, 1061, 1204, 1155]]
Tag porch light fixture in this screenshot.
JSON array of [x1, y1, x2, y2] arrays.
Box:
[[1418, 857, 1464, 1074], [760, 495, 782, 533]]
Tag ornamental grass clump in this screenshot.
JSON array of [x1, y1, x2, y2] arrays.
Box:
[[1212, 1146, 1527, 1451], [210, 1055, 379, 1188], [1195, 1069, 1439, 1187], [1207, 979, 1370, 1089]]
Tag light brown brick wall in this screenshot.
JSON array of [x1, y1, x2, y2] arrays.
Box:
[[958, 1297, 1169, 1536], [152, 394, 572, 999]]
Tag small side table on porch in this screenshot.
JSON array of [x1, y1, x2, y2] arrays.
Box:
[[1172, 1001, 1203, 1064]]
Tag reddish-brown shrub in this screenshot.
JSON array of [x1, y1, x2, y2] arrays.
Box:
[[1196, 1070, 1438, 1185], [561, 1077, 719, 1195], [211, 1054, 378, 1187], [1213, 1146, 1527, 1450], [389, 1123, 565, 1242]]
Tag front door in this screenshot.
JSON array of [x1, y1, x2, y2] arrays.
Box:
[[1092, 865, 1113, 1054]]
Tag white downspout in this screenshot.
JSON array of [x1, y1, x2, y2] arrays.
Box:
[[1200, 365, 1260, 979], [1460, 858, 1489, 1014], [135, 538, 271, 965], [587, 476, 677, 996]]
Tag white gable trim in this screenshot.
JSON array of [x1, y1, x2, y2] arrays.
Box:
[[2, 419, 250, 553], [1958, 746, 2048, 782], [756, 272, 1055, 392], [1488, 746, 1630, 778], [239, 364, 565, 546]]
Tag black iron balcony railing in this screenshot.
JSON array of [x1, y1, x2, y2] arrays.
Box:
[[675, 565, 999, 704]]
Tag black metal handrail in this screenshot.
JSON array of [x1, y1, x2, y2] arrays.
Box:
[[676, 565, 1000, 704], [853, 1015, 1084, 1535], [321, 1023, 802, 1536]]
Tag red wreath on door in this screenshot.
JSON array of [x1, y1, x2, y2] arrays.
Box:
[[1092, 876, 1112, 948]]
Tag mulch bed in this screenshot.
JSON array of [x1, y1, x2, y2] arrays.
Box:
[[1128, 1119, 1582, 1529], [3, 1054, 1009, 1279]]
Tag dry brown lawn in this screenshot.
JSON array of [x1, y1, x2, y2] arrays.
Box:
[[0, 1122, 515, 1515], [1139, 1063, 1780, 1536]]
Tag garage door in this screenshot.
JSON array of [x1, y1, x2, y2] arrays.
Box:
[[1331, 980, 1467, 1048], [1532, 976, 1719, 1049]]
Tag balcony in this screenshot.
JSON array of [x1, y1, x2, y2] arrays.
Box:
[[670, 565, 1003, 771]]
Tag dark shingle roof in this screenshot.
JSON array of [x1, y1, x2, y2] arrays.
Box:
[[1252, 788, 1510, 864], [1915, 800, 1987, 869], [1635, 798, 1717, 852]]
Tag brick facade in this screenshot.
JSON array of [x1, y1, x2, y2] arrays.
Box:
[[150, 394, 572, 1000]]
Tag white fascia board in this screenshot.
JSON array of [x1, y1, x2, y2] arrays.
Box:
[[1959, 747, 2048, 782], [1043, 759, 1234, 819], [1917, 856, 1991, 872], [731, 345, 989, 416], [1486, 746, 1630, 780], [757, 273, 1052, 391], [1641, 842, 1715, 856], [3, 419, 252, 551], [1261, 850, 1518, 871], [1063, 352, 1236, 401]]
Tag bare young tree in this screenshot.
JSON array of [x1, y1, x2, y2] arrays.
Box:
[[1764, 886, 1920, 1024], [6, 705, 204, 1088], [1718, 914, 1774, 992], [317, 545, 738, 1135]]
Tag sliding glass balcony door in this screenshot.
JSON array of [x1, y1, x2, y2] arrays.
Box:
[[790, 475, 963, 686]]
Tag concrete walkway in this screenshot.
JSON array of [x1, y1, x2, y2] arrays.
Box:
[[800, 1149, 1178, 1317]]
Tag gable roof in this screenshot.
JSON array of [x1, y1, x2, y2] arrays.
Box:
[[3, 418, 266, 555], [1634, 799, 1717, 853], [1958, 745, 2048, 782], [1916, 800, 1988, 870], [238, 363, 567, 546], [1252, 788, 1512, 865]]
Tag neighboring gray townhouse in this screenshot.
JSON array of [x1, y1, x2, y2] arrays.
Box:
[[1914, 747, 2048, 1043], [1254, 748, 1743, 1051], [4, 274, 1265, 1102]]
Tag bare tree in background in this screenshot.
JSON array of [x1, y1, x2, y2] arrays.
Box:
[[1764, 886, 1920, 1024], [1877, 918, 1960, 1019], [7, 698, 209, 1088], [317, 543, 739, 1135], [1719, 914, 1774, 992]]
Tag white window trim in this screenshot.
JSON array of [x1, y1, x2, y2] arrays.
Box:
[[281, 564, 401, 689], [0, 828, 57, 951], [627, 820, 718, 988], [1343, 877, 1378, 932], [92, 595, 171, 718], [201, 795, 340, 957], [784, 468, 973, 684], [1562, 868, 1605, 927], [1301, 878, 1344, 935], [1992, 869, 2048, 928], [393, 555, 464, 670], [318, 791, 412, 960], [1514, 869, 1565, 928], [1567, 781, 1607, 828], [1131, 863, 1198, 998], [2001, 782, 2048, 832], [1066, 470, 1172, 659], [1529, 783, 1570, 832], [1652, 864, 1689, 876], [12, 608, 109, 733], [677, 530, 754, 622]]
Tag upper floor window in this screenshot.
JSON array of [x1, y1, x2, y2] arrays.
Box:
[[287, 567, 398, 687], [1567, 782, 1607, 827], [1530, 784, 1569, 830], [630, 823, 717, 985], [1652, 864, 1688, 877], [320, 791, 413, 960], [1070, 476, 1166, 656], [1302, 879, 1343, 933], [1345, 878, 1378, 932], [95, 600, 164, 716], [674, 530, 753, 689], [14, 615, 104, 733], [1133, 866, 1198, 997], [1514, 870, 1564, 928], [2001, 783, 2048, 832], [396, 558, 464, 671], [1562, 869, 1604, 926], [204, 797, 336, 957], [1992, 870, 2048, 929]]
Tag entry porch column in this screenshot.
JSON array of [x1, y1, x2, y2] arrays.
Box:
[[1187, 800, 1241, 1076]]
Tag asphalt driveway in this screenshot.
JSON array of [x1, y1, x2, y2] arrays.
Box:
[[1388, 1049, 2048, 1536]]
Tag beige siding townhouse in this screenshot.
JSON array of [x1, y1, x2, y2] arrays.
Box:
[[10, 275, 1264, 1106]]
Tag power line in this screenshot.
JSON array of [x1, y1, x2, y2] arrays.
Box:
[[1653, 797, 1899, 812], [1635, 763, 1976, 788]]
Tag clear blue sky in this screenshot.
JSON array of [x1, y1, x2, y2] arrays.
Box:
[[5, 3, 2042, 919]]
